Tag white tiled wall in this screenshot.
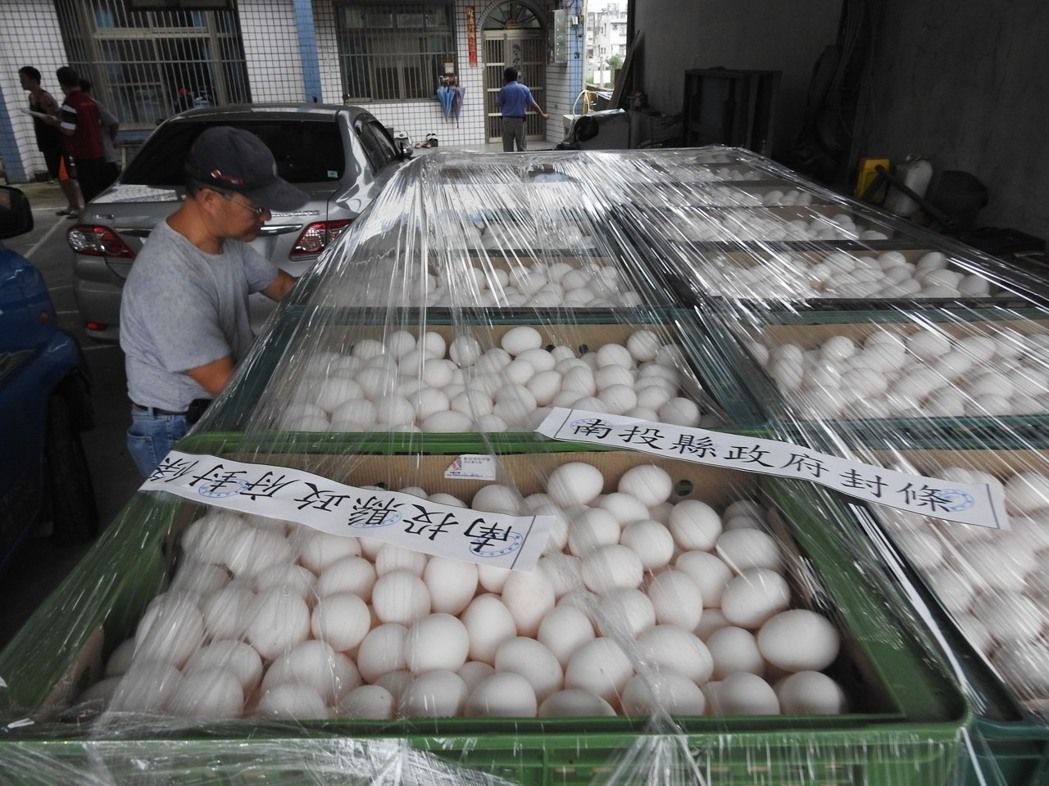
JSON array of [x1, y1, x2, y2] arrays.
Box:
[[0, 0, 71, 181], [238, 0, 307, 102]]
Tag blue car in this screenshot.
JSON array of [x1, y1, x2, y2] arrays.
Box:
[[0, 186, 97, 572]]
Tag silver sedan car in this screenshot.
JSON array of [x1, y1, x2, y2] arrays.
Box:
[[68, 103, 409, 341]]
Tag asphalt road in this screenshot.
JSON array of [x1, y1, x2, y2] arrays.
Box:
[[0, 182, 141, 649]]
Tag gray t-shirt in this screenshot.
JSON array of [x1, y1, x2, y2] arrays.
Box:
[[120, 219, 276, 411]]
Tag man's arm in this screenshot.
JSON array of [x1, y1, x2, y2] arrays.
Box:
[[530, 98, 549, 119], [58, 100, 76, 137], [261, 269, 296, 302], [185, 355, 235, 396]]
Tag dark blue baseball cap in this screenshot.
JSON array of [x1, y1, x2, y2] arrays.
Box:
[[186, 126, 308, 212]]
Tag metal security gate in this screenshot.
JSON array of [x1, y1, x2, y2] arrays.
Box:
[[484, 28, 546, 143], [54, 0, 250, 132]]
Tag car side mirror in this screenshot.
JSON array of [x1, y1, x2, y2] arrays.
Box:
[[0, 187, 33, 240]]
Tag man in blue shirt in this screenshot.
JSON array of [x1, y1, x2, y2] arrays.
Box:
[[496, 67, 548, 152]]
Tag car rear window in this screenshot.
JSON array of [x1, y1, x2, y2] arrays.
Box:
[[122, 119, 345, 186]]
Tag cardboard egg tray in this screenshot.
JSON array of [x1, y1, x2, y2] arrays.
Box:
[[0, 451, 968, 786]]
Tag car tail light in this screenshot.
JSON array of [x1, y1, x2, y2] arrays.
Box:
[[290, 219, 353, 258], [67, 225, 136, 259], [86, 322, 108, 332]]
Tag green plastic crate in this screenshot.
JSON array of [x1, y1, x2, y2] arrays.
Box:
[[853, 449, 1049, 786], [0, 453, 970, 785]]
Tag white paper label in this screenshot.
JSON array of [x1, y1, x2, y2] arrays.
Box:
[[536, 409, 1010, 530], [141, 451, 552, 571], [444, 454, 498, 481]]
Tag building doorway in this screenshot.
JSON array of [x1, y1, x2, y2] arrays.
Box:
[[483, 2, 545, 144]]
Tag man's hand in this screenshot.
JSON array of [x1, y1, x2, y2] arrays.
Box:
[[262, 269, 296, 302], [186, 355, 235, 396]]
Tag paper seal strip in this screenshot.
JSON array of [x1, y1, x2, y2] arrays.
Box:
[[141, 451, 552, 570], [536, 408, 1010, 529]]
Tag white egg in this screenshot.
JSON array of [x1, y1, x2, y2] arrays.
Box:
[[617, 464, 673, 507], [201, 584, 255, 640], [707, 626, 765, 679], [674, 550, 733, 607], [261, 640, 360, 704], [536, 551, 583, 596], [404, 613, 470, 673], [971, 593, 1045, 642], [658, 398, 702, 427], [721, 569, 791, 629], [465, 672, 537, 717], [526, 370, 563, 406], [906, 330, 952, 360], [620, 520, 675, 570], [461, 594, 518, 664], [183, 641, 264, 698], [494, 637, 564, 702], [315, 556, 376, 600], [694, 608, 732, 640], [337, 684, 395, 719], [596, 343, 633, 368], [110, 660, 182, 713], [581, 544, 644, 594], [375, 671, 413, 701], [422, 557, 478, 615], [375, 544, 428, 576], [371, 570, 431, 625], [1004, 472, 1049, 514], [715, 672, 780, 715], [622, 671, 706, 716], [564, 638, 633, 704], [757, 609, 840, 671], [258, 683, 330, 720], [295, 530, 362, 574], [547, 462, 605, 507], [133, 594, 205, 667], [715, 529, 782, 573], [594, 588, 656, 638], [668, 500, 722, 551], [635, 624, 714, 683], [311, 592, 372, 652], [399, 670, 468, 718], [646, 569, 704, 630], [422, 410, 473, 432], [500, 326, 543, 356], [356, 623, 408, 683], [776, 671, 847, 714], [539, 689, 616, 717], [502, 570, 557, 636], [104, 638, 136, 678], [598, 492, 651, 525], [448, 335, 483, 366]]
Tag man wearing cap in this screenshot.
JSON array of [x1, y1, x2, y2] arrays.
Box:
[[120, 126, 308, 476]]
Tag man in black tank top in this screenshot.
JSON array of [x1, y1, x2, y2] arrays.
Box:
[[18, 65, 82, 216]]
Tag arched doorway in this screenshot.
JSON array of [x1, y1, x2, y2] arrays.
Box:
[[483, 2, 546, 144]]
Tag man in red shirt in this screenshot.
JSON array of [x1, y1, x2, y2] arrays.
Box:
[[54, 66, 108, 205]]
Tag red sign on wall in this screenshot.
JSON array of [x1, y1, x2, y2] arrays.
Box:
[[466, 6, 478, 66]]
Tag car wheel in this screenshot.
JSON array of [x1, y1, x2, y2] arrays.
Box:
[[46, 394, 99, 545]]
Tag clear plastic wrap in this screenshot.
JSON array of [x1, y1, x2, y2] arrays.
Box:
[[1, 147, 1045, 785]]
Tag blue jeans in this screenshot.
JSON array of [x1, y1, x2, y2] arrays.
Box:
[[127, 408, 189, 477]]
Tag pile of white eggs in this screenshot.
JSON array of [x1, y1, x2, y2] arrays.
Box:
[[704, 250, 993, 300], [878, 466, 1049, 710], [431, 221, 592, 252], [673, 210, 890, 243], [78, 462, 846, 720], [401, 260, 647, 309], [280, 326, 715, 433], [752, 325, 1049, 419]]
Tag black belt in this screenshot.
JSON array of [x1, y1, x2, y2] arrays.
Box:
[[133, 403, 186, 416], [134, 398, 211, 424], [506, 115, 526, 119]]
